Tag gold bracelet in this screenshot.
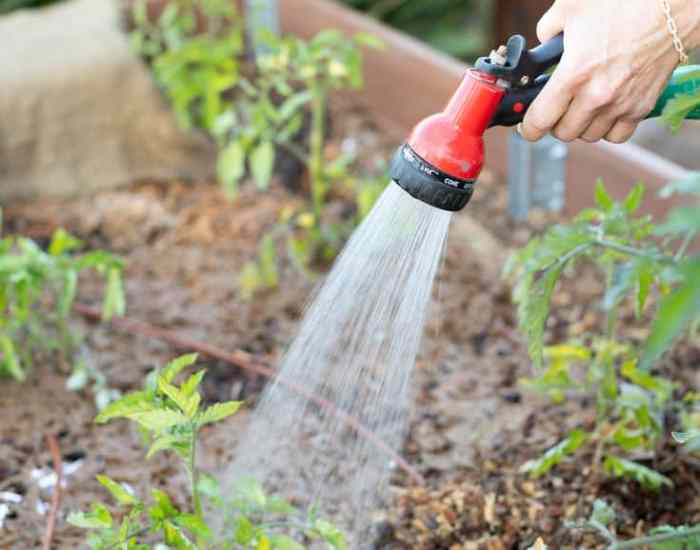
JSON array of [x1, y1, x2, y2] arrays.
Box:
[[661, 0, 690, 64]]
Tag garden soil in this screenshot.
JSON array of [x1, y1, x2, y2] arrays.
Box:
[[2, 100, 700, 550]]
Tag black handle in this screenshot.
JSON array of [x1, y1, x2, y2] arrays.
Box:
[[527, 34, 564, 79], [488, 33, 563, 127], [490, 75, 550, 127]]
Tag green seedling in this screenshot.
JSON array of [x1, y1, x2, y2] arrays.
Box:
[[0, 224, 124, 401], [69, 354, 347, 549]]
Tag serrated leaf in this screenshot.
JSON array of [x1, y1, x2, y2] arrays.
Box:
[[250, 141, 275, 190], [95, 391, 154, 424], [603, 455, 673, 490], [590, 499, 616, 526], [649, 524, 700, 549], [521, 430, 587, 477], [162, 354, 198, 384], [67, 503, 113, 529], [146, 435, 180, 459], [129, 410, 189, 432], [198, 401, 242, 427], [184, 392, 201, 419], [158, 378, 189, 412], [278, 91, 312, 120], [151, 489, 178, 519], [181, 370, 206, 398], [96, 475, 138, 506]]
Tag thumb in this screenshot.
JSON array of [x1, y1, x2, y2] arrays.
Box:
[[537, 1, 566, 43]]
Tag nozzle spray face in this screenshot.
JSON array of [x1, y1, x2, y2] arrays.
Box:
[[390, 145, 474, 212]]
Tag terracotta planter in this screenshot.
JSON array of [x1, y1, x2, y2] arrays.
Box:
[[279, 0, 690, 219]]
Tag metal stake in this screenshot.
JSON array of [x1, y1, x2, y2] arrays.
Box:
[[245, 0, 279, 56], [508, 131, 568, 221]]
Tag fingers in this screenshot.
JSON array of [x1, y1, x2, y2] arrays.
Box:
[[550, 94, 599, 142], [580, 116, 617, 143], [520, 70, 573, 141], [537, 1, 566, 43], [605, 120, 638, 143]]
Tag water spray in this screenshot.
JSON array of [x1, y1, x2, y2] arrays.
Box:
[[390, 34, 700, 212]]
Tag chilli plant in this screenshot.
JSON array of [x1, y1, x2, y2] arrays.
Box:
[[69, 353, 347, 549], [0, 222, 124, 401]]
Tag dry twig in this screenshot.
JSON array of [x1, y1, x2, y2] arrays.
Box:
[[42, 434, 63, 550]]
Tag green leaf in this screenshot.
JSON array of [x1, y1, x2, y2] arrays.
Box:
[[158, 378, 189, 412], [520, 430, 587, 477], [174, 513, 210, 540], [49, 228, 83, 256], [96, 475, 138, 506], [67, 503, 113, 529], [250, 141, 275, 190], [234, 515, 254, 544], [258, 234, 279, 288], [161, 354, 198, 384], [313, 519, 347, 550], [234, 477, 267, 508], [58, 269, 77, 318], [198, 400, 242, 427], [217, 141, 245, 198], [164, 520, 197, 550], [0, 335, 24, 381], [102, 267, 125, 321], [95, 391, 154, 424], [672, 430, 700, 445], [181, 370, 206, 398], [128, 409, 189, 432], [146, 435, 181, 459], [239, 261, 263, 301], [644, 258, 700, 366], [278, 91, 312, 120], [623, 183, 645, 213], [603, 455, 673, 490], [151, 489, 178, 519], [595, 179, 614, 212], [661, 92, 700, 132]]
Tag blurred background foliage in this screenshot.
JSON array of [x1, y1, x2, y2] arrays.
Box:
[[0, 0, 62, 15], [340, 0, 494, 59]]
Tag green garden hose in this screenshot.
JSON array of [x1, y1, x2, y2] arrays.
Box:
[[648, 65, 700, 120]]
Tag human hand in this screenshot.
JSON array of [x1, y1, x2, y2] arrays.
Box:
[[520, 0, 700, 144]]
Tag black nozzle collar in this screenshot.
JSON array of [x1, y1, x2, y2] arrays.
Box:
[[389, 144, 474, 212]]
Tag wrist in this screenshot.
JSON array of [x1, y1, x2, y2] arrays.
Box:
[[670, 0, 700, 51]]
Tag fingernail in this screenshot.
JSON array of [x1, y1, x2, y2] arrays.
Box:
[[516, 122, 524, 136]]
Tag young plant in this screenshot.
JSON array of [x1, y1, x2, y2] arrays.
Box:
[[0, 225, 125, 388], [507, 181, 698, 488], [216, 30, 387, 295], [69, 354, 347, 549]]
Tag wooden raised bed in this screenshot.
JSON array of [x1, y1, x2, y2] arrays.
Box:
[[279, 0, 690, 219]]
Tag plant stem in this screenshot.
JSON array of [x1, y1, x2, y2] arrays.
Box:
[[675, 230, 697, 261], [594, 240, 676, 264], [309, 80, 327, 227], [610, 524, 700, 549], [189, 427, 205, 548]]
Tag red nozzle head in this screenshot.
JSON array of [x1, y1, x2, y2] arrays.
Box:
[[390, 70, 505, 211]]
